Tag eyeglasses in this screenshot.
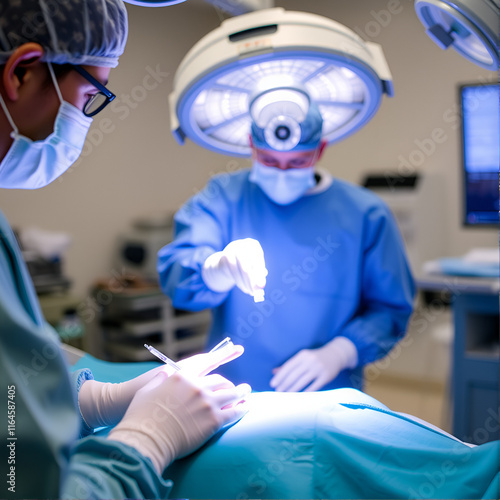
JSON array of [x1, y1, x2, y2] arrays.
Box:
[[72, 65, 116, 117]]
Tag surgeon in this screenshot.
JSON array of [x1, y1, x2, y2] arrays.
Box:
[[0, 1, 250, 499], [158, 96, 416, 393]]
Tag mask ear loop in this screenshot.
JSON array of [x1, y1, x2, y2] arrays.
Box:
[[0, 92, 19, 138], [309, 146, 321, 169], [47, 62, 64, 105], [295, 144, 321, 171]]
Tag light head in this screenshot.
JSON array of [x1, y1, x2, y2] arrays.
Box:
[[250, 85, 323, 153]]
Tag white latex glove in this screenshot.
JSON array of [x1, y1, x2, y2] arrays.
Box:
[[108, 371, 251, 473], [201, 238, 267, 298], [270, 337, 358, 392], [79, 343, 244, 430]]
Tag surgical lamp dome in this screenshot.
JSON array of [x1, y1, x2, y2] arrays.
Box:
[[415, 0, 500, 70], [250, 87, 310, 129], [169, 8, 394, 157]]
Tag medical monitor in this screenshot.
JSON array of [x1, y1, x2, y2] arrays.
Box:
[[460, 82, 499, 226]]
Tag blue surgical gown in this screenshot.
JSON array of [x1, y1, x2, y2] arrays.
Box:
[[0, 210, 171, 499], [158, 170, 416, 391]]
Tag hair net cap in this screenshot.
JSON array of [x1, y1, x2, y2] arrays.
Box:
[[0, 0, 128, 68], [251, 102, 324, 152]]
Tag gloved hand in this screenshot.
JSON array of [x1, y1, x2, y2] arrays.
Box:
[[201, 238, 267, 297], [270, 336, 358, 392], [78, 342, 244, 430], [176, 341, 244, 376], [108, 371, 251, 473]]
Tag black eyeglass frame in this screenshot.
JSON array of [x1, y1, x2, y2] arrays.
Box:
[[72, 65, 116, 117]]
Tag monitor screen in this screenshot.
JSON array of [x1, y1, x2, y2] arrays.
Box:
[[460, 82, 499, 226]]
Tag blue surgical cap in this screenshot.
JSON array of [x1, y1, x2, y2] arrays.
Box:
[[0, 0, 128, 68], [251, 102, 323, 152]]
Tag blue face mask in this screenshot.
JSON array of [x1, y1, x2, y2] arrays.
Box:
[[0, 63, 93, 190], [249, 161, 316, 205]]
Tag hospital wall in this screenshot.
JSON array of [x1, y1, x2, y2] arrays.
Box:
[[0, 0, 497, 300]]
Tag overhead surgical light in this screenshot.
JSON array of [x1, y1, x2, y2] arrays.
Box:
[[250, 78, 312, 151], [169, 8, 394, 157], [415, 0, 500, 70], [123, 0, 186, 6]]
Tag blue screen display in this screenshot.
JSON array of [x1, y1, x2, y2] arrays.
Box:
[[461, 83, 499, 226]]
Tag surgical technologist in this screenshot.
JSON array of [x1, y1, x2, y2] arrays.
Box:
[[0, 1, 249, 499], [159, 99, 416, 392]]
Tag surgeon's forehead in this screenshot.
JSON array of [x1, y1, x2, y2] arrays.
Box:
[[255, 147, 316, 161]]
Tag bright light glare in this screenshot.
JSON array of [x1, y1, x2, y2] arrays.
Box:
[[250, 89, 310, 127], [190, 58, 368, 151]]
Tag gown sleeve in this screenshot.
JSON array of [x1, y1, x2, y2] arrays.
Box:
[[0, 210, 172, 500], [157, 174, 233, 310], [336, 203, 416, 366]]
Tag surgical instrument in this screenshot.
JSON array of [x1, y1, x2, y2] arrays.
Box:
[[209, 337, 234, 352], [144, 344, 181, 371]]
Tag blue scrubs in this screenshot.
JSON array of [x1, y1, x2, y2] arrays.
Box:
[[158, 170, 416, 391], [0, 210, 171, 499]]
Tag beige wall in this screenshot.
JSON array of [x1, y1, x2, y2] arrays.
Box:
[[1, 0, 497, 298]]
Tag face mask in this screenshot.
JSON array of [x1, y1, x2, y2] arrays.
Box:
[[0, 63, 93, 189], [249, 161, 316, 205]]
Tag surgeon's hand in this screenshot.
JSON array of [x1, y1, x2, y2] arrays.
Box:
[[201, 238, 267, 297], [270, 337, 358, 392], [108, 371, 251, 473], [78, 342, 244, 430], [176, 341, 244, 376]]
